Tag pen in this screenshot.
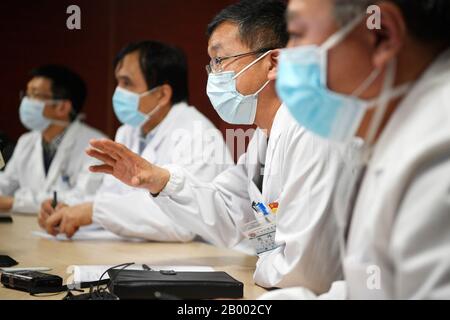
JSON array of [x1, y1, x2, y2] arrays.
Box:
[[253, 202, 273, 223], [51, 191, 58, 210], [50, 191, 62, 232], [256, 203, 271, 217]]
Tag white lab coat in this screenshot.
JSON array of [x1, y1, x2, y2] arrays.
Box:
[[343, 49, 450, 300], [0, 121, 106, 214], [260, 49, 450, 300], [92, 102, 233, 242], [155, 105, 345, 292]]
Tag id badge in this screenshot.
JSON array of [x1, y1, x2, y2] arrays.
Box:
[[243, 220, 279, 255]]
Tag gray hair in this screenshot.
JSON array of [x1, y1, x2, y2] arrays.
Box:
[[333, 0, 375, 26]]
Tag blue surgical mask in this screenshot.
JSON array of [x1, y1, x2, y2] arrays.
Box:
[[113, 86, 161, 128], [19, 97, 69, 132], [207, 50, 272, 125], [276, 17, 412, 145]]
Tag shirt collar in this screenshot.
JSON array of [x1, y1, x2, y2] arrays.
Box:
[[138, 102, 188, 146], [42, 128, 67, 153], [139, 123, 160, 145]]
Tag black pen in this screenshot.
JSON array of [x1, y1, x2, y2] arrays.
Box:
[[50, 191, 61, 233], [51, 191, 58, 210]]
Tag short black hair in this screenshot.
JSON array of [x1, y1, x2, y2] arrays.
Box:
[[113, 41, 189, 105], [335, 0, 450, 45], [207, 0, 289, 50], [391, 0, 450, 45], [31, 65, 87, 121]]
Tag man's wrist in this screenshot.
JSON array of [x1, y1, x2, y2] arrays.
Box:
[[150, 167, 171, 195], [78, 202, 94, 225], [154, 165, 186, 197]]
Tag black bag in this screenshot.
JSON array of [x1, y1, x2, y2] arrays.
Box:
[[107, 269, 244, 300]]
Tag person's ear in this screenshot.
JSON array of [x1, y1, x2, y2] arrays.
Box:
[[267, 49, 280, 81], [157, 84, 173, 107], [371, 2, 406, 69]]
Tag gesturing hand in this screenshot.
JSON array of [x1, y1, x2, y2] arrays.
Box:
[[86, 139, 170, 194]]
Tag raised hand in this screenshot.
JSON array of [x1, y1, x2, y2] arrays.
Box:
[[86, 139, 170, 194]]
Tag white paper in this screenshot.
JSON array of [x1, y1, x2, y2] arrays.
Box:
[[32, 228, 143, 242], [69, 265, 215, 284]]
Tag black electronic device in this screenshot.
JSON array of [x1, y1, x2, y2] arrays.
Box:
[[0, 215, 13, 224], [1, 270, 64, 294], [108, 269, 244, 300], [0, 255, 18, 268]]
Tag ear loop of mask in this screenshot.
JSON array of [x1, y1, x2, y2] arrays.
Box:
[[145, 104, 162, 118], [232, 50, 272, 96], [321, 15, 366, 52], [321, 15, 381, 99], [46, 100, 72, 127], [139, 86, 163, 119], [351, 69, 382, 98], [362, 60, 412, 162], [139, 86, 159, 99], [50, 119, 71, 127]]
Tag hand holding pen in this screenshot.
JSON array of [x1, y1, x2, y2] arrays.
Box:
[[38, 191, 67, 229]]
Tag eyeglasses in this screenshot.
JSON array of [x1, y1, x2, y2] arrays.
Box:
[[206, 48, 273, 74], [19, 90, 54, 101], [19, 90, 66, 109]]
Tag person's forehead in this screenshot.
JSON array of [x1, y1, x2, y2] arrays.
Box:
[[287, 0, 338, 42], [208, 22, 248, 56], [28, 77, 52, 92], [116, 51, 141, 77], [287, 0, 335, 24]]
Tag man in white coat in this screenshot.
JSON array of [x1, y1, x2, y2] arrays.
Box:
[[85, 0, 346, 294], [0, 65, 106, 214], [40, 41, 232, 242], [261, 0, 450, 299]]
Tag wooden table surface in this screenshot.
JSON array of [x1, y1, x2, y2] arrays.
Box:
[[0, 215, 267, 300]]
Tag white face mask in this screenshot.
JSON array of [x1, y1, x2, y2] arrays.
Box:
[[112, 87, 162, 128], [276, 16, 413, 157], [206, 50, 272, 125], [19, 97, 70, 132]]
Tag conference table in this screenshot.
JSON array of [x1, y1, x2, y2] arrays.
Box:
[[0, 214, 268, 300]]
